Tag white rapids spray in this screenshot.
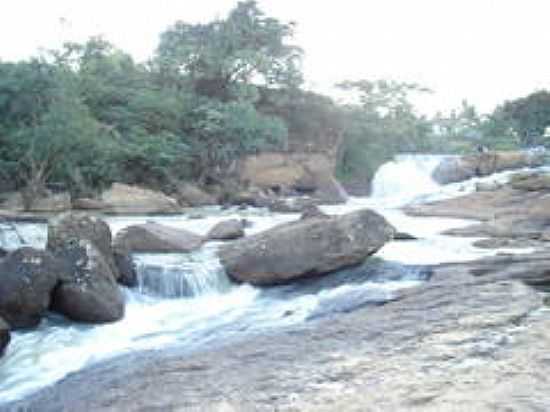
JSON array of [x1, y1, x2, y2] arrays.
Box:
[[0, 154, 543, 403]]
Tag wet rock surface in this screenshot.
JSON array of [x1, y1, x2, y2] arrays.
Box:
[[0, 318, 9, 357], [48, 212, 119, 280], [51, 239, 124, 323], [5, 250, 549, 411], [0, 248, 63, 329]]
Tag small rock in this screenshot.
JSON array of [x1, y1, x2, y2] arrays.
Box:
[[208, 219, 246, 241]]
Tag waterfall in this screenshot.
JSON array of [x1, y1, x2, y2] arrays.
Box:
[[133, 248, 231, 298], [370, 154, 451, 203]]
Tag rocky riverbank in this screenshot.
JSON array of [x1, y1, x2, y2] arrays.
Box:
[[4, 246, 550, 411], [1, 152, 549, 410]]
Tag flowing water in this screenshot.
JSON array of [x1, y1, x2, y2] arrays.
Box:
[[0, 155, 541, 403]]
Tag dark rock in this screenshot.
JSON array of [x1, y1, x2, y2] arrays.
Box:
[[219, 209, 395, 285], [207, 219, 245, 241], [113, 252, 137, 287], [47, 212, 120, 280], [0, 248, 63, 329], [394, 232, 417, 240], [113, 223, 204, 254], [0, 317, 9, 357], [51, 239, 124, 323]]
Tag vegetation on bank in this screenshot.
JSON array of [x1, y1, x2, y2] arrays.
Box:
[[0, 0, 548, 202]]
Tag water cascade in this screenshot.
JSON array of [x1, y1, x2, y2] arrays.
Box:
[[134, 248, 231, 298]]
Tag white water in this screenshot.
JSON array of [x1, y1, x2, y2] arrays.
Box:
[[0, 154, 542, 403]]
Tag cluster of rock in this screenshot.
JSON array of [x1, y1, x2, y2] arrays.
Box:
[[432, 151, 544, 185], [0, 151, 349, 217], [408, 170, 550, 250], [0, 213, 132, 356], [0, 205, 395, 358]]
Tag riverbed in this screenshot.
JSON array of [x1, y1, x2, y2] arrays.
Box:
[[0, 155, 541, 405]]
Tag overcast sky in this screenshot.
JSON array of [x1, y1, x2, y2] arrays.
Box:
[[1, 0, 549, 115]]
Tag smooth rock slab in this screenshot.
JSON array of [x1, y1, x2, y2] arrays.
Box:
[[219, 209, 394, 285]]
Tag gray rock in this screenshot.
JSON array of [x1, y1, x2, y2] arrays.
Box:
[[113, 223, 204, 254], [51, 239, 124, 323], [219, 209, 394, 285], [207, 219, 245, 241], [48, 212, 120, 281], [0, 248, 63, 329]]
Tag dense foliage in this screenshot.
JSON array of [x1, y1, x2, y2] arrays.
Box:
[[0, 0, 548, 203]]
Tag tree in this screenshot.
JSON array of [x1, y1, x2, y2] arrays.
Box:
[[499, 90, 550, 146], [155, 0, 303, 100]]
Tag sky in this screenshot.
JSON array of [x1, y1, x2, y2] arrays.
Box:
[[1, 0, 549, 115]]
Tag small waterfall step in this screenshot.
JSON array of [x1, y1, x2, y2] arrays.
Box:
[[134, 248, 231, 298]]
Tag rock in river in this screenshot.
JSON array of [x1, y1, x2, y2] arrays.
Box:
[[113, 223, 204, 254], [219, 209, 394, 285], [0, 248, 63, 329], [0, 317, 9, 357], [101, 183, 181, 215], [207, 219, 245, 241], [48, 213, 124, 323], [48, 212, 120, 279], [432, 151, 543, 184], [51, 239, 124, 323]]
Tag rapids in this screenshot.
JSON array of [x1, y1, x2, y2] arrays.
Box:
[[0, 154, 541, 403]]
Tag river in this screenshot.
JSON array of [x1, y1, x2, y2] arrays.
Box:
[[0, 154, 539, 404]]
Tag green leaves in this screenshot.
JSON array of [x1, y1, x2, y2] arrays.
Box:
[[156, 0, 303, 101]]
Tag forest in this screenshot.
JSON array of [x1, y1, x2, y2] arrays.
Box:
[[0, 0, 548, 200]]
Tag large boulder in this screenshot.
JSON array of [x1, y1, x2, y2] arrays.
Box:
[[432, 151, 543, 184], [219, 209, 394, 285], [48, 213, 119, 280], [0, 317, 9, 357], [101, 183, 181, 214], [113, 223, 204, 254], [51, 239, 124, 323], [47, 213, 124, 323], [0, 248, 63, 329], [207, 219, 245, 241]]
